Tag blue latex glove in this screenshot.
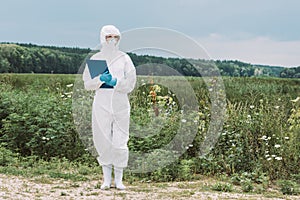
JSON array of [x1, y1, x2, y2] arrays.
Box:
[[106, 78, 117, 86], [100, 71, 112, 82]]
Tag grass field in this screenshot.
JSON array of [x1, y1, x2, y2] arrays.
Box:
[[0, 73, 299, 199]]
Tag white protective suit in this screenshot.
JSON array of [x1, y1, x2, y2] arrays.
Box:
[[83, 25, 136, 170]]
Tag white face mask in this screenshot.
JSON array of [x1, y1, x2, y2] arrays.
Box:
[[107, 38, 118, 46]]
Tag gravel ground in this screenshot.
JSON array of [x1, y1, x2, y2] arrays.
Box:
[[0, 174, 299, 200]]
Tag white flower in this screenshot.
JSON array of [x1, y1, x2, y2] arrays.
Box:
[[275, 157, 282, 161], [42, 137, 46, 140], [291, 97, 300, 103], [189, 144, 193, 147], [274, 106, 280, 109], [272, 155, 276, 157], [267, 158, 272, 161], [284, 137, 289, 140], [274, 144, 281, 148], [261, 135, 267, 140], [181, 119, 187, 123], [265, 154, 270, 157], [250, 105, 255, 109], [66, 84, 73, 88]]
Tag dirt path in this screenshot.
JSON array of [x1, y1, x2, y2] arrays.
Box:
[[0, 174, 298, 200]]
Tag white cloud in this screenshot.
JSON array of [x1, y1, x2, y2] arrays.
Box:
[[198, 34, 300, 67]]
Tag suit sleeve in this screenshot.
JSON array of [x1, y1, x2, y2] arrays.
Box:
[[115, 54, 136, 94], [82, 64, 104, 91]]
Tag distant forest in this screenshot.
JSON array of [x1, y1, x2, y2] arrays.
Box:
[[0, 43, 299, 78]]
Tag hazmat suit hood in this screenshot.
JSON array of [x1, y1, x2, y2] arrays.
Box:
[[100, 25, 121, 52]]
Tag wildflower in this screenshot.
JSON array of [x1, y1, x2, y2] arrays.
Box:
[[284, 137, 289, 140], [42, 137, 46, 140], [153, 85, 161, 93], [291, 97, 300, 103], [181, 119, 187, 123], [250, 105, 255, 109], [66, 84, 73, 88], [274, 144, 281, 148], [267, 158, 272, 161], [275, 157, 282, 161], [265, 154, 270, 158], [189, 144, 193, 147], [272, 155, 276, 157], [261, 135, 267, 140], [274, 106, 280, 109]]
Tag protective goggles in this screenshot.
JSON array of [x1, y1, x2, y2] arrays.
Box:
[[106, 35, 120, 39]]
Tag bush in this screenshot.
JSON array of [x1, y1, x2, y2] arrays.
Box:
[[212, 182, 233, 192], [0, 76, 86, 161], [278, 180, 300, 195], [241, 179, 254, 193]]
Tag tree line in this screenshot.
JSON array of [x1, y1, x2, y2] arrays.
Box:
[[280, 67, 300, 78], [0, 43, 299, 78], [0, 43, 89, 74]]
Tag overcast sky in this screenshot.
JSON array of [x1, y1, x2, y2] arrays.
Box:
[[1, 0, 300, 67]]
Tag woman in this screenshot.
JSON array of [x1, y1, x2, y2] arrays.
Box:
[[83, 25, 136, 190]]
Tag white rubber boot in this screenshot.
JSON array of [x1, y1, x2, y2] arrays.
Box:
[[114, 167, 126, 190], [101, 165, 112, 190]]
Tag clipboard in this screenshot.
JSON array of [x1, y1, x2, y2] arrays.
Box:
[[86, 59, 109, 79]]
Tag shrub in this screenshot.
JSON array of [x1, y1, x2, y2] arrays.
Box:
[[277, 180, 300, 195], [0, 78, 86, 161], [212, 182, 233, 192]]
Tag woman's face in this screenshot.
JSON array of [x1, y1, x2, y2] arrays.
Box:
[[105, 34, 120, 43]]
